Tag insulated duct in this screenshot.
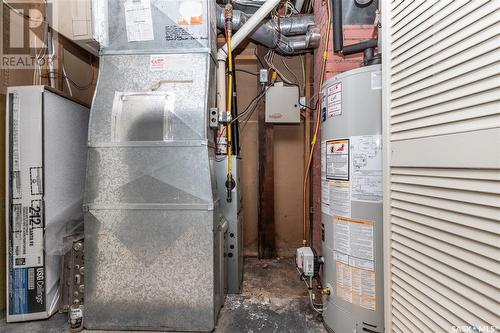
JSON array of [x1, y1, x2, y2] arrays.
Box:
[[216, 6, 320, 54]]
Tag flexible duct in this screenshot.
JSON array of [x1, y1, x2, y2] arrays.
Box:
[[216, 6, 320, 55], [217, 0, 282, 125]]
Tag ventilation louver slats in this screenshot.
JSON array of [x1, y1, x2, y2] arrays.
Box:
[[382, 1, 500, 332]]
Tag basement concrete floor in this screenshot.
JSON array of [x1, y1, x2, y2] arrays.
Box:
[[1, 257, 327, 333]]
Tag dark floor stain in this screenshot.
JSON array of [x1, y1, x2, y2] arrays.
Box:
[[216, 257, 326, 333], [1, 257, 326, 333]]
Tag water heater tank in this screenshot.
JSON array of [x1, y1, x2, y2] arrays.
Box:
[[320, 65, 384, 333]]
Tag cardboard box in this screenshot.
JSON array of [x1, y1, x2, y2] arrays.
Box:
[[5, 86, 89, 322]]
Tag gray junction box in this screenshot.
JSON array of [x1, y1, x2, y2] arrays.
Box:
[[320, 65, 384, 333]]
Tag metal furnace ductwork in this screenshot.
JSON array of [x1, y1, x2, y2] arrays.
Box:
[[84, 1, 224, 331]]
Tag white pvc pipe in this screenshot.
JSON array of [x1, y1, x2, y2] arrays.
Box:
[[216, 0, 281, 114]]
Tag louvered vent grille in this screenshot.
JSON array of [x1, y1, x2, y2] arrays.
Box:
[[382, 1, 500, 332]]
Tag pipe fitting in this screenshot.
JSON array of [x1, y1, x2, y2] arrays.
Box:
[[216, 5, 319, 55], [305, 26, 321, 49]]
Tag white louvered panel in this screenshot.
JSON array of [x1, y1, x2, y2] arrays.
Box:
[[391, 207, 498, 248], [390, 0, 434, 34], [392, 297, 438, 332], [392, 263, 493, 327], [391, 37, 500, 95], [391, 23, 499, 87], [391, 101, 500, 131], [392, 274, 466, 327], [392, 233, 498, 288], [392, 222, 498, 275], [392, 239, 498, 305], [392, 257, 498, 327], [392, 57, 500, 103], [391, 73, 500, 114], [391, 0, 456, 50], [392, 307, 422, 333], [390, 0, 417, 26], [391, 1, 495, 68], [392, 243, 498, 312], [382, 0, 500, 331], [391, 168, 500, 181], [392, 285, 450, 331]]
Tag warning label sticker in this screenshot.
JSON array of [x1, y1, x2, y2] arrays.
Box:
[[150, 55, 168, 71], [326, 139, 349, 181], [350, 135, 382, 202], [336, 261, 376, 311], [124, 0, 154, 42], [326, 82, 342, 118], [329, 180, 351, 218], [333, 216, 376, 311], [334, 216, 374, 262]]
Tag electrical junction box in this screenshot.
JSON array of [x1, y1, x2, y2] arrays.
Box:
[[296, 247, 314, 277], [265, 82, 300, 123]]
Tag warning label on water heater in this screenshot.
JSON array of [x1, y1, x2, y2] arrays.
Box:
[[326, 82, 342, 118], [326, 139, 349, 181], [333, 216, 376, 311]]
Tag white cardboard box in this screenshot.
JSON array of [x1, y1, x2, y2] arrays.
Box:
[[5, 86, 89, 322]]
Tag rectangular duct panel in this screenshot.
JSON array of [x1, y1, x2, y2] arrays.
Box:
[[381, 1, 500, 332]]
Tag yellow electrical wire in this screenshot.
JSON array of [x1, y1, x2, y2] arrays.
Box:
[[302, 0, 332, 246], [226, 6, 234, 188]]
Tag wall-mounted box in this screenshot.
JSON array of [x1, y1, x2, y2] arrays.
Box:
[[265, 82, 300, 123], [50, 0, 99, 55]]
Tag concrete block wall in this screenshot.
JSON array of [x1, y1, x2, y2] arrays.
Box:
[[312, 0, 377, 253]]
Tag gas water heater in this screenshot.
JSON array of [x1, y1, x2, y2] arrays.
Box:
[[321, 64, 384, 333]]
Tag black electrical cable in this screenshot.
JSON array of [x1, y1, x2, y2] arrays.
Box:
[[231, 86, 268, 124], [235, 69, 259, 76]]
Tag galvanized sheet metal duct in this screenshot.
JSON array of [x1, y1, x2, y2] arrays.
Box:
[[85, 1, 224, 331]]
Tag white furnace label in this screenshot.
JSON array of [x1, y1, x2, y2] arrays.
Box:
[[125, 0, 154, 42], [326, 139, 349, 181], [350, 135, 382, 202]]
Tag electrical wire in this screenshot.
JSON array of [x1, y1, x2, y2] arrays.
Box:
[[280, 57, 301, 86], [302, 0, 332, 246], [235, 69, 259, 76], [295, 266, 328, 313]]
